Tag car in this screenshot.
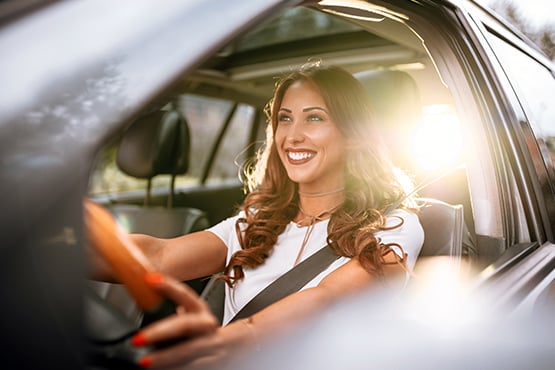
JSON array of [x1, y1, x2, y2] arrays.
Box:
[[1, 0, 554, 369]]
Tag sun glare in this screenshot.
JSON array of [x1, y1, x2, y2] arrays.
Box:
[[403, 257, 486, 334], [411, 105, 464, 172]]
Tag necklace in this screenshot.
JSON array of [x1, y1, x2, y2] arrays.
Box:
[[294, 204, 338, 227], [292, 204, 341, 266], [297, 187, 344, 198]]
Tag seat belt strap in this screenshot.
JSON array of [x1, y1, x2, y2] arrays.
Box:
[[229, 245, 339, 323]]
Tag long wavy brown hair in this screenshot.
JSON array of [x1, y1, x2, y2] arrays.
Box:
[[220, 62, 411, 287]]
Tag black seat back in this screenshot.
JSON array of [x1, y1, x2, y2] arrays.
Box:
[[416, 198, 464, 257], [111, 107, 209, 235], [117, 109, 189, 207], [89, 107, 210, 334]]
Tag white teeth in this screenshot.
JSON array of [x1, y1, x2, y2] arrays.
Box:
[[288, 151, 315, 161]]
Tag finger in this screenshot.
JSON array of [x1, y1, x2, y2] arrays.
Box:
[[139, 331, 224, 369], [145, 272, 211, 314], [136, 310, 218, 347]]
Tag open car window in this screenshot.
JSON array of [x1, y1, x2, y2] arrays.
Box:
[[88, 5, 466, 206], [86, 4, 484, 260], [85, 1, 555, 276]]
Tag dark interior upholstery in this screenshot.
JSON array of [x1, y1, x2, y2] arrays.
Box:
[[416, 197, 464, 257], [110, 107, 209, 235], [117, 110, 190, 177], [89, 107, 210, 333], [110, 106, 210, 245], [117, 109, 190, 206]]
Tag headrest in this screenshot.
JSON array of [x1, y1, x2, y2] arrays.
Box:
[[116, 109, 190, 179], [355, 70, 422, 168], [356, 70, 421, 125]]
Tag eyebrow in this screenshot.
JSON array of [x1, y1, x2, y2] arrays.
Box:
[[303, 106, 328, 113], [278, 107, 328, 113]]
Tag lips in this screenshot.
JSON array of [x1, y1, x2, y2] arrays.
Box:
[[286, 149, 316, 164]]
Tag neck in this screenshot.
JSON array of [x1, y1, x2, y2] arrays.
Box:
[[295, 189, 344, 226], [295, 202, 341, 227], [297, 187, 344, 198]]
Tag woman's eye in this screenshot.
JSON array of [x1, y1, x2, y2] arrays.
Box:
[[278, 114, 292, 123], [307, 114, 324, 122]]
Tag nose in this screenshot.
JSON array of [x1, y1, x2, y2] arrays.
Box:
[[286, 120, 306, 143]]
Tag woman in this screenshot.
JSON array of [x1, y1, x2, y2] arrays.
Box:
[[92, 62, 424, 368]]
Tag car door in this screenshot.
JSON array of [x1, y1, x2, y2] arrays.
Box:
[[462, 2, 555, 311], [0, 1, 299, 369], [358, 0, 555, 309]]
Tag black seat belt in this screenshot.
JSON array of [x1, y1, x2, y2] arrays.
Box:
[[220, 166, 469, 323], [228, 244, 339, 323], [225, 202, 407, 323]]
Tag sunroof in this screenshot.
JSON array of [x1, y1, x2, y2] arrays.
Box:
[[232, 7, 360, 53]]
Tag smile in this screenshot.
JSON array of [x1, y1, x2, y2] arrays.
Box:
[[286, 150, 316, 163]]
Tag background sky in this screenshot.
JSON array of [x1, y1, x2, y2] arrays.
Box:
[[478, 0, 554, 29]]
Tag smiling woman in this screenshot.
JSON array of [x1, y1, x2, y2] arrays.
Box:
[[86, 62, 425, 368], [2, 0, 554, 369]]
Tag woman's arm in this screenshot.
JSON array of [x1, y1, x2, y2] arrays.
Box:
[[226, 254, 406, 344], [88, 230, 228, 283], [131, 231, 228, 281], [84, 199, 229, 283], [133, 256, 406, 369]]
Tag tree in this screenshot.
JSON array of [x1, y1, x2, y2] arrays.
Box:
[[489, 0, 554, 59]]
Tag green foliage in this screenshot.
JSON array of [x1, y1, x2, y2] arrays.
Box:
[[489, 1, 554, 59]]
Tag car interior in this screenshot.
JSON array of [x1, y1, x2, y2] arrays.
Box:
[[86, 3, 481, 364]]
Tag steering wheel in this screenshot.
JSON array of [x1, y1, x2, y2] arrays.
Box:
[[84, 199, 163, 311], [83, 199, 174, 367]]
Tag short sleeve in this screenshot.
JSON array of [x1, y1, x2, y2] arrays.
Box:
[[374, 209, 424, 270], [207, 211, 245, 255]]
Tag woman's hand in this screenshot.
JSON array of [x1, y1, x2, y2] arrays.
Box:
[[131, 272, 222, 369]]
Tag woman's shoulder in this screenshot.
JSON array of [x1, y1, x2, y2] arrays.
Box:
[[207, 210, 245, 235], [377, 208, 424, 249], [378, 208, 424, 266], [216, 210, 246, 224], [383, 208, 421, 230]]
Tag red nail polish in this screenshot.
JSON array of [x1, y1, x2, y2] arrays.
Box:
[[131, 332, 148, 347], [138, 356, 152, 368], [145, 272, 164, 285]]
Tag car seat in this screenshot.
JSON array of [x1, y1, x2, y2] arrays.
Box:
[[355, 69, 422, 172], [88, 106, 210, 330], [110, 106, 209, 237], [355, 70, 475, 260]]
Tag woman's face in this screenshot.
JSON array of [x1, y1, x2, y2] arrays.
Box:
[[274, 80, 347, 192]]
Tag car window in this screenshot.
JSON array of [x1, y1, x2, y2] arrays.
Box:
[[484, 30, 555, 237], [179, 94, 256, 184], [87, 3, 482, 253], [487, 36, 555, 180], [88, 95, 256, 196]]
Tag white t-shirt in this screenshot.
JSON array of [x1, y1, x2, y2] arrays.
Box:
[[208, 209, 424, 325]]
